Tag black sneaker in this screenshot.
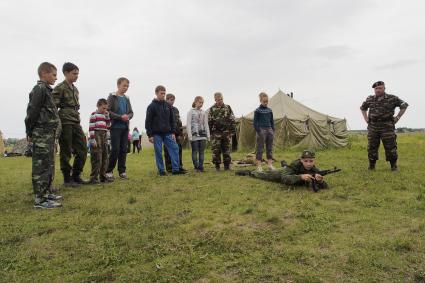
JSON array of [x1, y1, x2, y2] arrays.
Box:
[[89, 178, 100, 184], [172, 170, 187, 175], [179, 167, 188, 173], [73, 175, 90, 185], [159, 171, 167, 176]]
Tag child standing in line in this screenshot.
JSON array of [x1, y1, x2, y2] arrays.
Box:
[[253, 92, 276, 172], [88, 99, 111, 183], [187, 96, 210, 172]]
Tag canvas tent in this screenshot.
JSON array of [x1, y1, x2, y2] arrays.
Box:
[[0, 130, 4, 155], [236, 90, 348, 150]]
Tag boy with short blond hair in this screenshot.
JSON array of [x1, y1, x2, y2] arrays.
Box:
[[89, 98, 111, 183], [25, 62, 62, 209], [253, 92, 275, 172]]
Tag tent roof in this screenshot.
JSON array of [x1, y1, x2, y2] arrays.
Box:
[[243, 90, 343, 121]]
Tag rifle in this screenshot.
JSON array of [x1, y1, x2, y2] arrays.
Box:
[[310, 167, 341, 192]]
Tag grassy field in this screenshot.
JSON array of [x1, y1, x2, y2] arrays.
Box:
[[0, 133, 424, 282]]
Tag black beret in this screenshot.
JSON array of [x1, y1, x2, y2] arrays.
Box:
[[372, 81, 385, 88]]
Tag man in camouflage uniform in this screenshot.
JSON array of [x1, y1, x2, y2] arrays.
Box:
[[236, 150, 328, 189], [164, 93, 187, 173], [25, 62, 62, 208], [360, 81, 409, 171], [207, 92, 236, 171], [52, 62, 88, 185]]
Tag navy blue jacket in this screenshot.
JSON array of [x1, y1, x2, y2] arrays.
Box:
[[253, 105, 274, 132], [145, 99, 176, 137]]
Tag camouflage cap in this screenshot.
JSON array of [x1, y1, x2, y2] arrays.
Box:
[[301, 150, 315, 159], [372, 81, 385, 88]]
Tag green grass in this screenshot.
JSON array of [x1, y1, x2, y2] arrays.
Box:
[[1, 134, 425, 282]]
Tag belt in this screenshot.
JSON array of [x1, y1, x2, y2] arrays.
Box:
[[369, 117, 393, 123]]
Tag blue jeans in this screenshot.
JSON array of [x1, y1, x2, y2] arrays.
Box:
[[154, 134, 180, 173], [191, 140, 206, 170]]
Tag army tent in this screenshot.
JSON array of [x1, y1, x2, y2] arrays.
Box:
[[236, 90, 349, 150], [0, 130, 4, 155]]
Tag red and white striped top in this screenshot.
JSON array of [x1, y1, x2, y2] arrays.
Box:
[[88, 111, 110, 144]]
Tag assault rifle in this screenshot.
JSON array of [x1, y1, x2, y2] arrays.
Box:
[[311, 168, 341, 192]]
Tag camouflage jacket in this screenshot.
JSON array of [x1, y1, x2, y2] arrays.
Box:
[[172, 106, 183, 136], [207, 104, 236, 134], [360, 93, 408, 123], [25, 81, 60, 137], [52, 80, 81, 124], [280, 159, 321, 185]]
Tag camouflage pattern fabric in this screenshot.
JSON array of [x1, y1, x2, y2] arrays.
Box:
[[360, 93, 408, 162], [250, 159, 328, 189], [52, 81, 81, 124], [32, 128, 56, 198], [90, 130, 109, 181], [208, 104, 236, 165], [211, 133, 232, 165]]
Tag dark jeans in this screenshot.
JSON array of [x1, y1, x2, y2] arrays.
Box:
[[107, 128, 128, 174], [132, 140, 140, 153], [164, 141, 183, 172], [191, 140, 206, 170]]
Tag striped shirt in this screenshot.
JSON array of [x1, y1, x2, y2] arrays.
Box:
[[89, 111, 110, 144]]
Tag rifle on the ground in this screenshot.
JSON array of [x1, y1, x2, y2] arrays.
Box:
[[311, 167, 341, 192]]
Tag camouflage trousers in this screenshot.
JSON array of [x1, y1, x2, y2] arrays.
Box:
[[32, 127, 55, 198], [367, 122, 397, 162], [211, 133, 231, 165], [59, 124, 87, 176], [90, 131, 108, 181], [250, 169, 328, 188]]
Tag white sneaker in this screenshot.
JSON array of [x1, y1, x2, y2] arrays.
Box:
[[256, 166, 263, 172], [105, 172, 114, 180], [268, 165, 277, 171]]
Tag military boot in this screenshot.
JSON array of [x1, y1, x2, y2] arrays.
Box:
[[368, 160, 376, 170], [215, 164, 220, 171], [224, 163, 231, 171], [390, 160, 398, 171]]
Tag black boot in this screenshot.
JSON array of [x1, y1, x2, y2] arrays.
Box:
[[390, 160, 398, 171], [368, 160, 376, 170], [224, 163, 231, 171], [215, 164, 220, 171]]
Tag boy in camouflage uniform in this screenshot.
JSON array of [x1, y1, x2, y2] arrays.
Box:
[[236, 150, 328, 189], [360, 81, 409, 171], [25, 62, 63, 209], [207, 92, 236, 171], [52, 62, 88, 186]]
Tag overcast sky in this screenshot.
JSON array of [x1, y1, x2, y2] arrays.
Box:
[[0, 0, 423, 138]]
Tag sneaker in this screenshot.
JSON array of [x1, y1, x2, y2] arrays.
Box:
[[172, 170, 187, 175], [34, 200, 62, 209], [256, 166, 263, 172], [46, 194, 63, 201], [105, 172, 114, 181], [179, 167, 188, 173], [268, 165, 276, 171], [119, 173, 129, 180], [73, 175, 90, 185]]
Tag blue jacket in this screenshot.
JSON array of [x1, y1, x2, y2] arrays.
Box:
[[253, 105, 274, 132]]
